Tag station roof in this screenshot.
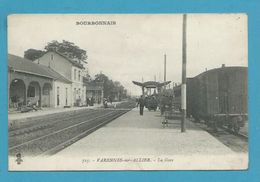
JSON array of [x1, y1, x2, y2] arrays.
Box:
[[8, 54, 72, 84], [132, 81, 171, 88]]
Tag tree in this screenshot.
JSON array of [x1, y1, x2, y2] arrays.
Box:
[[113, 82, 127, 101], [24, 40, 88, 62], [24, 49, 46, 61], [95, 73, 112, 98], [94, 73, 109, 83], [44, 40, 87, 62], [94, 73, 127, 100]]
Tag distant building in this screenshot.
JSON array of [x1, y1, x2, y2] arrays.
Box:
[[84, 79, 104, 104]]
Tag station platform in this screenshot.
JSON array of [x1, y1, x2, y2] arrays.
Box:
[[12, 107, 247, 171], [8, 104, 101, 128], [8, 102, 121, 122]]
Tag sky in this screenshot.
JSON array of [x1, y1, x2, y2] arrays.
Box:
[[8, 14, 248, 96]]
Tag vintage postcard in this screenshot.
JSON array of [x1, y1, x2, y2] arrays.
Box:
[[7, 14, 248, 170]]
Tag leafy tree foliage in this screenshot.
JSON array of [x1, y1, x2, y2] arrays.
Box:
[[24, 40, 87, 62], [24, 49, 46, 61], [94, 73, 127, 100], [45, 40, 87, 62], [24, 40, 127, 100]]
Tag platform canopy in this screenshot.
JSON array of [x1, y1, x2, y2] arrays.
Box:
[[132, 81, 171, 88]]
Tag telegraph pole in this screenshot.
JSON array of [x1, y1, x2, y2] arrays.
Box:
[[142, 77, 144, 95], [181, 14, 187, 132], [164, 54, 166, 90]]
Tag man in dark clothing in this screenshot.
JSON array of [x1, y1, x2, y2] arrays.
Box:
[[137, 95, 145, 115], [109, 96, 112, 104], [90, 97, 94, 106]]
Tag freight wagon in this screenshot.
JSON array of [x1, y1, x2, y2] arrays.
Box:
[[168, 65, 247, 134]]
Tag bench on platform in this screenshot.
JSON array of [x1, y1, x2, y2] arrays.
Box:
[[162, 109, 182, 128]]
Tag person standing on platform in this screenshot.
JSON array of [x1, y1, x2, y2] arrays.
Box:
[[137, 95, 145, 116]]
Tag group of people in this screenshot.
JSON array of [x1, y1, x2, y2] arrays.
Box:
[[103, 96, 113, 108], [10, 95, 40, 112], [10, 95, 23, 109], [136, 94, 174, 116], [86, 97, 95, 106]]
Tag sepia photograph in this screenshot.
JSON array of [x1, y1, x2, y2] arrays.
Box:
[[7, 14, 248, 171]]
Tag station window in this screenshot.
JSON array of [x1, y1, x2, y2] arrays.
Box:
[[74, 69, 77, 80], [43, 87, 50, 95], [27, 86, 35, 97], [74, 88, 77, 99], [57, 87, 60, 106], [57, 86, 60, 95], [65, 88, 68, 105]]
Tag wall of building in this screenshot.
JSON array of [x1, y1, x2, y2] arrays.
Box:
[[53, 81, 72, 108], [8, 71, 54, 108], [38, 52, 87, 107], [71, 65, 86, 106], [37, 52, 72, 81], [71, 66, 84, 84], [72, 82, 85, 106], [42, 83, 53, 107]]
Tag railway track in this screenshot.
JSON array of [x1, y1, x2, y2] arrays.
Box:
[[9, 100, 136, 157], [220, 126, 248, 140], [9, 109, 100, 137], [193, 121, 248, 153], [9, 109, 107, 148], [39, 110, 128, 156]]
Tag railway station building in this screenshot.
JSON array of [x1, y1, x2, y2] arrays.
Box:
[[36, 51, 86, 106], [8, 51, 105, 111], [8, 54, 72, 110]]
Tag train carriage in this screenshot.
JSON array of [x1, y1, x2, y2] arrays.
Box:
[[187, 66, 248, 133]]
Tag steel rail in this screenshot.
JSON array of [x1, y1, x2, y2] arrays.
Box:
[[9, 110, 117, 151], [39, 110, 128, 156], [9, 109, 102, 137], [220, 126, 248, 140]]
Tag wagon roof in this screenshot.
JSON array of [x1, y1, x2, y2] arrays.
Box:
[[194, 66, 248, 79]]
